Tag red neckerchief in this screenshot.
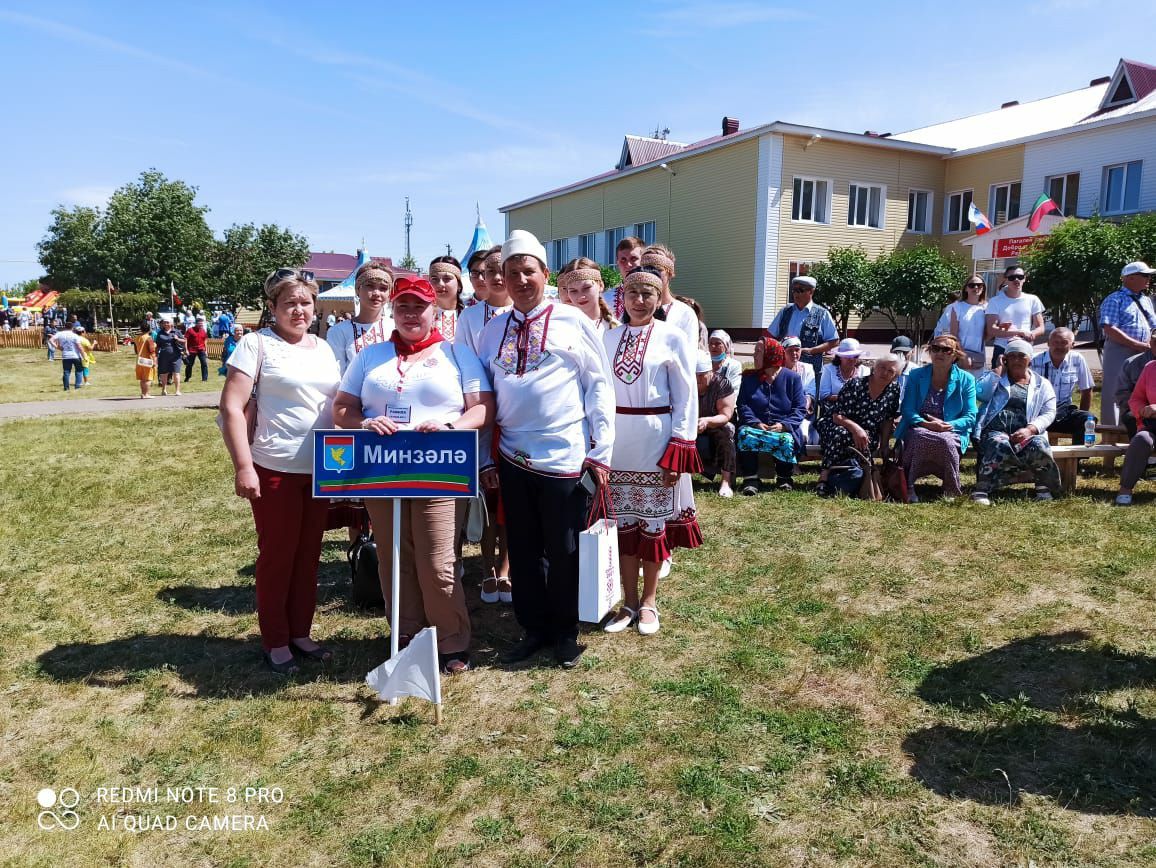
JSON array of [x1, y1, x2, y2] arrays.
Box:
[[390, 329, 444, 357]]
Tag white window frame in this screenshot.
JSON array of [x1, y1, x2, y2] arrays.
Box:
[[1045, 172, 1080, 217], [633, 221, 657, 245], [847, 182, 886, 229], [905, 188, 933, 234], [1101, 161, 1142, 215], [988, 180, 1022, 226], [791, 176, 832, 225], [944, 189, 973, 234], [578, 232, 596, 260]]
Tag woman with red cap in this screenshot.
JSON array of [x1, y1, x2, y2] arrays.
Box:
[[332, 276, 494, 674], [736, 336, 807, 495]]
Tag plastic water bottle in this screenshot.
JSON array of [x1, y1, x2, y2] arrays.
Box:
[[1084, 418, 1096, 446]]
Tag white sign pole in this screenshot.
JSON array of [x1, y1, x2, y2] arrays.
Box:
[[388, 497, 402, 706]]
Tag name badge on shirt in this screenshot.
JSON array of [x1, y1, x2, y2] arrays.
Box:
[[386, 405, 411, 424]]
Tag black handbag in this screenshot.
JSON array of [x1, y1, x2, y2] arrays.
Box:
[[347, 533, 384, 609]]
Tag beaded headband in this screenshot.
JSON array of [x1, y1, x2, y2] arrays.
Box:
[[640, 250, 675, 273], [355, 267, 394, 291], [428, 262, 462, 280], [557, 268, 602, 290], [623, 270, 663, 292]]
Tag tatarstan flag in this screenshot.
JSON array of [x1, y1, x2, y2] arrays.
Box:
[[1027, 194, 1060, 232]]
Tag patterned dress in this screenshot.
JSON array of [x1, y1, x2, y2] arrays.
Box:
[[901, 386, 962, 495], [976, 383, 1061, 494], [816, 375, 901, 469], [603, 321, 702, 562]]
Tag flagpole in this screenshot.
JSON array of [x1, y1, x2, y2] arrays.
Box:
[[389, 497, 401, 707], [106, 279, 116, 337]]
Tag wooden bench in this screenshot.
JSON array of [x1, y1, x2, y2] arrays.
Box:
[[1051, 444, 1128, 492], [1048, 424, 1129, 473]]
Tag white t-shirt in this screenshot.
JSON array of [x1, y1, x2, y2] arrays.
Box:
[[339, 339, 491, 428], [227, 329, 340, 474], [986, 292, 1044, 349], [54, 329, 84, 360], [948, 300, 988, 354]]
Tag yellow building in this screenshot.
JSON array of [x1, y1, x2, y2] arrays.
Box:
[[501, 58, 1156, 336]]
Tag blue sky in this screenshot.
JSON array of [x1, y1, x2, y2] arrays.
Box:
[[1, 0, 1153, 289]]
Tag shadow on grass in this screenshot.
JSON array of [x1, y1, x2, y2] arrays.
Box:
[[904, 631, 1156, 815], [35, 634, 390, 698]]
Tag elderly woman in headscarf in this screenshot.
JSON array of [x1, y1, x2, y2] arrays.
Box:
[[815, 354, 902, 496], [708, 329, 742, 391], [695, 348, 738, 498], [736, 336, 806, 495], [970, 338, 1060, 505]]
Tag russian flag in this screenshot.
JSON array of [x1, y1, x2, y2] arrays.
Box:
[[968, 202, 992, 235]]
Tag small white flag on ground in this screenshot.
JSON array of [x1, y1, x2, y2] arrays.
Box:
[[365, 626, 442, 705]]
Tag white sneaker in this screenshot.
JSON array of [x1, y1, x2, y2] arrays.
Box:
[[658, 558, 672, 579], [970, 492, 991, 506], [497, 577, 513, 604], [1115, 493, 1133, 506]]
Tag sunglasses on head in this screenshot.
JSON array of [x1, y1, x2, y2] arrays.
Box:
[[1007, 274, 1026, 281]]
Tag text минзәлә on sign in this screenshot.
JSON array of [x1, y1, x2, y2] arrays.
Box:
[[312, 429, 479, 499]]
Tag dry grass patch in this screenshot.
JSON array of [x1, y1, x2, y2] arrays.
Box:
[[1, 412, 1154, 865]]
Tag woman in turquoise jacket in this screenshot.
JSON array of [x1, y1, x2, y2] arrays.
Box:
[[894, 334, 977, 501]]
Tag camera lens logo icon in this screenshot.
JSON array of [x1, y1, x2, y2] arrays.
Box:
[[36, 788, 80, 830]]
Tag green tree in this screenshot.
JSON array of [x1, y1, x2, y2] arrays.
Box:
[[398, 254, 419, 272], [214, 222, 310, 309], [1019, 216, 1127, 334], [37, 206, 103, 290], [873, 244, 967, 345], [57, 290, 162, 329], [98, 169, 215, 296], [806, 246, 878, 335]]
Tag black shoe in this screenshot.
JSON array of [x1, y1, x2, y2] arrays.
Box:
[[501, 633, 550, 665], [554, 636, 585, 669], [263, 651, 300, 676]]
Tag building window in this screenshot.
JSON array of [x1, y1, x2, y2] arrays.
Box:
[[1102, 161, 1142, 214], [989, 181, 1021, 225], [945, 190, 973, 233], [578, 233, 596, 260], [1046, 173, 1080, 217], [847, 183, 884, 229], [788, 260, 818, 282], [633, 222, 656, 245], [906, 189, 932, 233], [549, 239, 567, 271], [603, 227, 626, 265], [791, 177, 830, 224]]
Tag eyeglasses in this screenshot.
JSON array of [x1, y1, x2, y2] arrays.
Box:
[[966, 282, 985, 289], [1007, 274, 1026, 281], [468, 270, 485, 279], [929, 345, 953, 354]]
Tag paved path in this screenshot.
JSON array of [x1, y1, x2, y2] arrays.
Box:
[[0, 390, 221, 420]]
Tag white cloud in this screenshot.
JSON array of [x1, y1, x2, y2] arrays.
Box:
[[59, 186, 116, 208]]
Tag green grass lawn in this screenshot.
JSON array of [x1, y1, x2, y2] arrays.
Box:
[[2, 410, 1154, 866], [0, 347, 222, 404]]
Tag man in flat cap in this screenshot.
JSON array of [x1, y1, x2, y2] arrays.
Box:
[[767, 274, 839, 382]]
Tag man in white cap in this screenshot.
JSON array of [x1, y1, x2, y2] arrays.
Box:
[[476, 229, 615, 668], [1098, 261, 1156, 425], [766, 274, 839, 382]]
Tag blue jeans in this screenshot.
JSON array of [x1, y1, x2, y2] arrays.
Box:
[[62, 358, 83, 390]]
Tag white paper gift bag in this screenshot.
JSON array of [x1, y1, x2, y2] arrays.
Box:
[[578, 488, 621, 623]]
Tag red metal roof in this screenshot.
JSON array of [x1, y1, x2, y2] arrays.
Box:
[[305, 252, 416, 281], [619, 135, 689, 169], [1122, 58, 1156, 102]]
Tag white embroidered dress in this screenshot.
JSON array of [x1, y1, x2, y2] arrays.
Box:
[[455, 300, 512, 355], [602, 320, 703, 560]]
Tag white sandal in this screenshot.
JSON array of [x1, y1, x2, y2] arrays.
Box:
[[480, 576, 500, 604], [497, 577, 513, 604], [637, 605, 661, 636], [603, 606, 637, 633]]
